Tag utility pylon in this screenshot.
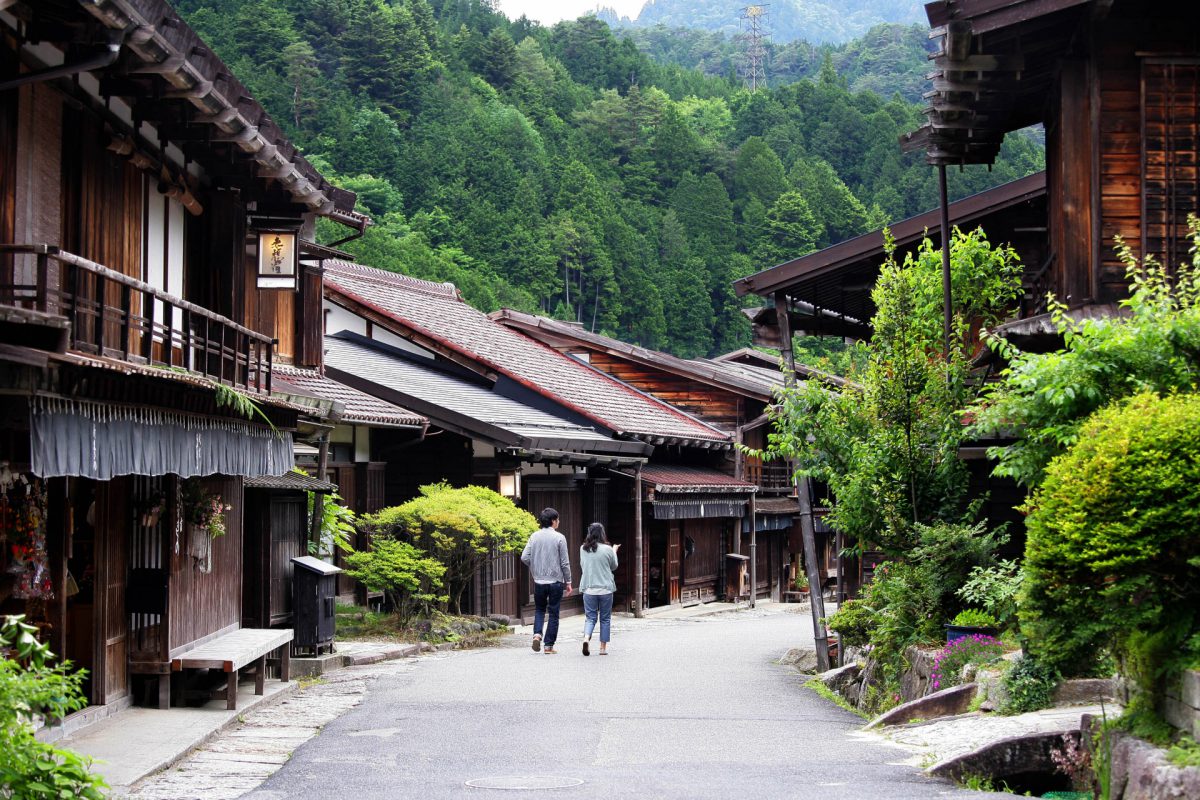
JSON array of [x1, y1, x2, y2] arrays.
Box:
[[739, 5, 769, 92]]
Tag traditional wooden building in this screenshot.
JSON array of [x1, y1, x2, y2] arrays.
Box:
[[492, 309, 825, 604], [320, 261, 759, 619], [1, 0, 362, 715], [900, 0, 1199, 338]]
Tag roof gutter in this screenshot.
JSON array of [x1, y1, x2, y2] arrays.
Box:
[[0, 41, 120, 92]]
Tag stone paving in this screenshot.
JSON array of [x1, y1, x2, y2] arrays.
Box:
[[117, 653, 441, 800]]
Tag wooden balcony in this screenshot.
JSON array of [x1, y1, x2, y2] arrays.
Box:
[[0, 243, 273, 394], [744, 459, 795, 495]]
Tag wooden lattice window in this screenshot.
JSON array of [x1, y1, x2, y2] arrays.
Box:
[[1142, 59, 1200, 271]]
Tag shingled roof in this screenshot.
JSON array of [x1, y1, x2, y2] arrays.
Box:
[[322, 262, 730, 446], [272, 365, 426, 428]]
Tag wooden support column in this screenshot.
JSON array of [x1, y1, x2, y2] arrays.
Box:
[[939, 164, 953, 362], [775, 292, 831, 671], [634, 465, 644, 618], [748, 493, 757, 609]]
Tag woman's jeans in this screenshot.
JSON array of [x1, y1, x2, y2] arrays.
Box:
[[583, 592, 614, 643]]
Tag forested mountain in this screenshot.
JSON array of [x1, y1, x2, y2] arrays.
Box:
[[600, 0, 924, 44], [174, 0, 1043, 359], [621, 23, 934, 102]]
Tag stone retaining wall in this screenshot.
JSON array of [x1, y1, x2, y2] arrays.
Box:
[[1163, 669, 1200, 740]]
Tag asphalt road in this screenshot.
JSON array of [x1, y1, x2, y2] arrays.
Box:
[[244, 606, 1009, 800]]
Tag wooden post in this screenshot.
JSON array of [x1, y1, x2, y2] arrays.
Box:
[[748, 493, 757, 609], [836, 530, 845, 667], [634, 464, 644, 618], [775, 291, 831, 671], [939, 164, 953, 362], [310, 434, 329, 553]]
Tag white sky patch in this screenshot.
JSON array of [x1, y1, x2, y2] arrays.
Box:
[[495, 0, 645, 26]]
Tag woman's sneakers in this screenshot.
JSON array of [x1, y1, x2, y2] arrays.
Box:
[[531, 634, 542, 652], [582, 639, 590, 656]]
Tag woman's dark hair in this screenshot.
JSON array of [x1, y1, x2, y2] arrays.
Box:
[[537, 508, 559, 528], [583, 522, 607, 552]]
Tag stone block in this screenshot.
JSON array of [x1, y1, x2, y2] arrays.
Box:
[[1181, 670, 1200, 710], [866, 683, 978, 729], [345, 652, 384, 666], [1107, 730, 1200, 800], [1054, 678, 1118, 706], [779, 647, 819, 673], [930, 731, 1074, 784], [819, 664, 860, 694]]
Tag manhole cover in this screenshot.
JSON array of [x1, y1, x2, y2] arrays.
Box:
[[466, 776, 585, 790]]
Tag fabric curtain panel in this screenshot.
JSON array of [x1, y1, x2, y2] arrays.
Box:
[[30, 396, 293, 480]]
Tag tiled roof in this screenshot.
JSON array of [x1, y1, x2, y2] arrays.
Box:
[[324, 334, 645, 456], [245, 471, 337, 492], [273, 365, 426, 428], [323, 262, 729, 444], [492, 309, 776, 400], [639, 464, 758, 494]]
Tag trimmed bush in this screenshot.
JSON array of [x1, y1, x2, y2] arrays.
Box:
[[1020, 392, 1200, 680], [826, 600, 875, 649]]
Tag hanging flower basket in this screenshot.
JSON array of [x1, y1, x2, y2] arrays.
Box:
[[180, 479, 230, 573]]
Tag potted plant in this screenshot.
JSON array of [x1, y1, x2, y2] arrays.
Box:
[[793, 573, 810, 596], [945, 608, 999, 643], [180, 479, 231, 574]]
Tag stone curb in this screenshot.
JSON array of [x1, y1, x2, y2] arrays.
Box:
[[111, 682, 300, 796]]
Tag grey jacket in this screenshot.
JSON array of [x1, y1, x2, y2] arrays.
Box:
[[521, 527, 572, 585]]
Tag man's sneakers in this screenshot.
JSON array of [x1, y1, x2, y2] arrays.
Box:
[[582, 639, 590, 656], [531, 634, 542, 652], [544, 646, 557, 654]]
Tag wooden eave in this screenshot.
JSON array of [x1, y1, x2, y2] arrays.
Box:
[[734, 172, 1047, 315], [906, 0, 1096, 165], [1, 0, 361, 225]]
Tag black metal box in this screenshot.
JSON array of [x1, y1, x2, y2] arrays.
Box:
[[290, 555, 342, 656]]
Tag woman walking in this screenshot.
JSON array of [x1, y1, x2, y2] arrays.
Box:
[[579, 522, 619, 656]]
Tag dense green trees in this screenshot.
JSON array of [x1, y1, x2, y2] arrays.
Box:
[[175, 0, 1041, 358]]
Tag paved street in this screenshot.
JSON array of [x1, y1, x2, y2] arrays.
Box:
[[235, 606, 1007, 800]]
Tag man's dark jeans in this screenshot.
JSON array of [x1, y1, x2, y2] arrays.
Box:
[[533, 582, 565, 647]]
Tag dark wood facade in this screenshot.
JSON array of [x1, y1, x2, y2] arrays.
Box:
[[1, 0, 357, 714]]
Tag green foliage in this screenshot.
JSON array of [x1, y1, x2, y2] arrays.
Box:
[[1019, 392, 1200, 678], [342, 538, 447, 621], [972, 216, 1200, 487], [1000, 654, 1061, 715], [803, 677, 868, 718], [824, 599, 875, 649], [0, 616, 107, 799], [306, 486, 357, 557], [1166, 736, 1200, 768], [956, 559, 1022, 632], [950, 609, 998, 629], [175, 0, 1040, 360], [361, 483, 537, 612], [762, 229, 1022, 554]]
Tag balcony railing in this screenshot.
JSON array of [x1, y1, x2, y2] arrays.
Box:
[[744, 459, 795, 494], [1, 244, 273, 394]]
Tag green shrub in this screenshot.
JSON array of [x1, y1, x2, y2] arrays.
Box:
[[1020, 392, 1200, 678], [362, 483, 537, 613], [343, 538, 448, 621], [956, 559, 1021, 631], [950, 609, 998, 628], [0, 616, 107, 799], [825, 600, 875, 649], [1000, 654, 1060, 715]]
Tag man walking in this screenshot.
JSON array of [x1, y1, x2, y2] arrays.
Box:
[[521, 508, 573, 654]]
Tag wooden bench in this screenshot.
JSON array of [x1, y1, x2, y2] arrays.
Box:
[[171, 628, 293, 710]]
